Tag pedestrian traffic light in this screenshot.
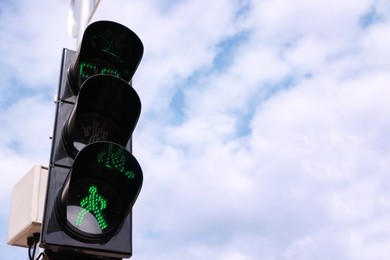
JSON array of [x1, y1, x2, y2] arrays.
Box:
[[40, 21, 144, 259]]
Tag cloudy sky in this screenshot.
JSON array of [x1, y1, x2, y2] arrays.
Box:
[[1, 0, 390, 259]]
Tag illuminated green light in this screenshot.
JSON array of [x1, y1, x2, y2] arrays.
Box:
[[101, 67, 120, 78], [79, 62, 97, 79], [79, 61, 121, 81], [97, 144, 135, 179], [75, 185, 108, 230]]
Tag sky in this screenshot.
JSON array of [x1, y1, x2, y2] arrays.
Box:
[[1, 0, 390, 259]]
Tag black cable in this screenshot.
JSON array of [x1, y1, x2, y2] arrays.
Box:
[[31, 240, 38, 260], [27, 233, 41, 260], [32, 233, 40, 260], [27, 236, 34, 260], [36, 252, 44, 260]]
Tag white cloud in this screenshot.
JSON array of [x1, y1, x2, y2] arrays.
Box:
[[2, 0, 390, 259], [0, 0, 74, 90], [251, 0, 372, 41], [0, 95, 53, 237]]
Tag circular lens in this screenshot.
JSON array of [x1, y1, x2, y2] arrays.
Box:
[[65, 179, 123, 237], [67, 205, 103, 234]]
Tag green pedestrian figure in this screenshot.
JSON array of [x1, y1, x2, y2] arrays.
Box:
[[75, 185, 108, 231]]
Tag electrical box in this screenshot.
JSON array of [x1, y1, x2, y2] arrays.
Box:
[[7, 165, 48, 247]]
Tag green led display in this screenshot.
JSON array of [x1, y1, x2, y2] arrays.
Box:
[[75, 185, 108, 230], [79, 61, 121, 81], [79, 62, 97, 79], [101, 67, 121, 77], [97, 144, 135, 179]]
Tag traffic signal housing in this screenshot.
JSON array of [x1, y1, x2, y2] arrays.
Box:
[[40, 21, 144, 259]]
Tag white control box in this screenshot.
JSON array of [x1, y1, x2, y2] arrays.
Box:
[[7, 165, 48, 248]]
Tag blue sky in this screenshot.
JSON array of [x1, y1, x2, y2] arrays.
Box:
[[1, 0, 390, 259]]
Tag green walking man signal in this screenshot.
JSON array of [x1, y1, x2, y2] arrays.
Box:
[[75, 185, 108, 231]]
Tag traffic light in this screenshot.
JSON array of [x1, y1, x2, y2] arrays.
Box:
[[40, 21, 144, 259]]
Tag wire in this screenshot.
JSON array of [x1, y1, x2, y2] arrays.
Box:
[[31, 241, 38, 260], [36, 252, 45, 260], [27, 236, 34, 260], [32, 233, 40, 260], [27, 233, 41, 260]]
